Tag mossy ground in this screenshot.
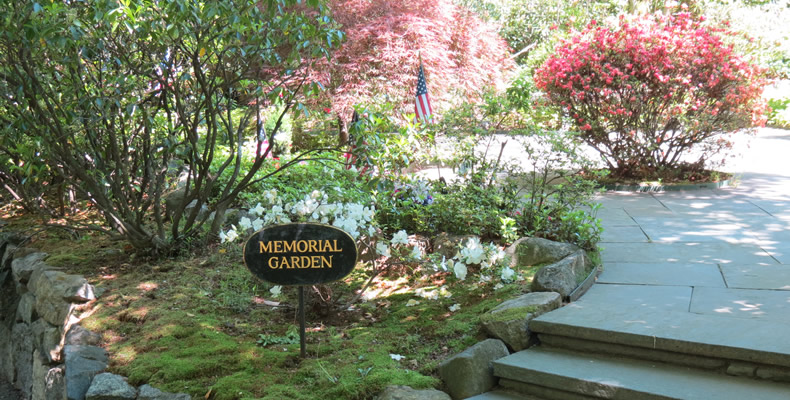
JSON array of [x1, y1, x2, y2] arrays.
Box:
[[1, 205, 545, 400]]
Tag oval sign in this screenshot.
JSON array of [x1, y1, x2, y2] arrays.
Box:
[[243, 223, 358, 286]]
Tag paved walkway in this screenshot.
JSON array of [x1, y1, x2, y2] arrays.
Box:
[[589, 126, 790, 356]]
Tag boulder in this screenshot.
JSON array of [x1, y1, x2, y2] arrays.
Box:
[[85, 373, 137, 400], [184, 200, 210, 222], [33, 270, 95, 326], [531, 251, 590, 297], [12, 323, 33, 398], [438, 339, 509, 400], [163, 188, 187, 220], [31, 319, 64, 363], [64, 345, 109, 400], [16, 292, 36, 323], [375, 385, 451, 400], [481, 292, 562, 351], [432, 233, 479, 259], [11, 252, 49, 284], [0, 322, 14, 383], [137, 385, 191, 400], [32, 349, 66, 400], [65, 325, 103, 347], [507, 237, 579, 267]]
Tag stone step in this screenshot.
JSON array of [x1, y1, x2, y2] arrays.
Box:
[[465, 389, 543, 400], [530, 302, 790, 371], [494, 346, 790, 400]]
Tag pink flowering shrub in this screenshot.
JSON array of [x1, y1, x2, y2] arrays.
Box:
[[534, 13, 769, 178]]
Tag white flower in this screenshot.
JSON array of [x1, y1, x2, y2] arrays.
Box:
[[461, 246, 485, 265], [389, 354, 405, 361], [453, 262, 467, 281], [493, 283, 504, 290], [410, 245, 422, 260], [250, 203, 266, 216], [310, 190, 323, 200], [405, 299, 420, 307], [252, 218, 264, 231], [220, 227, 238, 243], [238, 217, 252, 230], [448, 304, 461, 312], [479, 274, 492, 283], [391, 230, 409, 246], [269, 285, 282, 297], [500, 266, 515, 282], [376, 242, 391, 257]]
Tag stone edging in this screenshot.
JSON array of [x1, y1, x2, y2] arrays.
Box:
[[0, 233, 187, 400], [601, 179, 731, 192]]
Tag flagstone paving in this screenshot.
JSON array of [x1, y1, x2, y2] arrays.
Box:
[[485, 128, 790, 399]]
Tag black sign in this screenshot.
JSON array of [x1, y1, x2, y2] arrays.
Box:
[[243, 223, 358, 285]]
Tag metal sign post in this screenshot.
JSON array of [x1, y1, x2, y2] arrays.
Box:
[[242, 223, 358, 358]]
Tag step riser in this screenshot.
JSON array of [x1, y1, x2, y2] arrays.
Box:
[[530, 318, 790, 369], [538, 333, 790, 384], [497, 371, 676, 400], [499, 379, 598, 400], [493, 347, 790, 400]]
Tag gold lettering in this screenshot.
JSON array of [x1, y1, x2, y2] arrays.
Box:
[[274, 241, 283, 253], [332, 240, 342, 252], [299, 256, 311, 268], [283, 241, 295, 252], [311, 256, 321, 268], [268, 257, 280, 269], [308, 240, 318, 253], [321, 255, 333, 268], [280, 256, 291, 269], [296, 240, 308, 253], [260, 241, 272, 253], [291, 256, 301, 269], [322, 240, 332, 252]]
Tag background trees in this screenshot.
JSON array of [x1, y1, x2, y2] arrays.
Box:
[[0, 0, 342, 253]]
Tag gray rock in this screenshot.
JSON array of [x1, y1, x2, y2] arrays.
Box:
[[11, 252, 49, 284], [0, 322, 14, 383], [508, 237, 579, 267], [85, 373, 136, 400], [16, 292, 36, 323], [433, 233, 479, 259], [33, 270, 94, 326], [32, 349, 66, 400], [531, 251, 590, 297], [137, 385, 191, 400], [481, 292, 562, 351], [31, 319, 64, 363], [12, 323, 33, 398], [164, 188, 187, 220], [438, 339, 509, 400], [375, 385, 451, 400], [65, 325, 102, 347], [184, 200, 210, 222], [64, 345, 108, 400]]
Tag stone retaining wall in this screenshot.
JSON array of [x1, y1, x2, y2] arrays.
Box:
[[0, 233, 100, 400]]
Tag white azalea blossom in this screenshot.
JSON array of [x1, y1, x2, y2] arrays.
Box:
[[410, 245, 422, 260], [501, 266, 515, 282], [250, 202, 266, 216], [252, 218, 264, 231], [376, 242, 391, 257], [448, 304, 461, 312], [269, 285, 282, 297], [405, 299, 420, 307], [389, 354, 405, 361], [454, 262, 467, 281], [238, 217, 252, 230], [391, 230, 409, 246]]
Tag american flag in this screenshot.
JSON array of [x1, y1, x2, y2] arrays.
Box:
[[415, 58, 433, 123]]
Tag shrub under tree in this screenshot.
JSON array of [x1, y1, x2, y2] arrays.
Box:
[[534, 12, 769, 178]]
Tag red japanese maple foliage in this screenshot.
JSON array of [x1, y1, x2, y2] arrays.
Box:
[[534, 12, 769, 178], [312, 0, 514, 120]]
